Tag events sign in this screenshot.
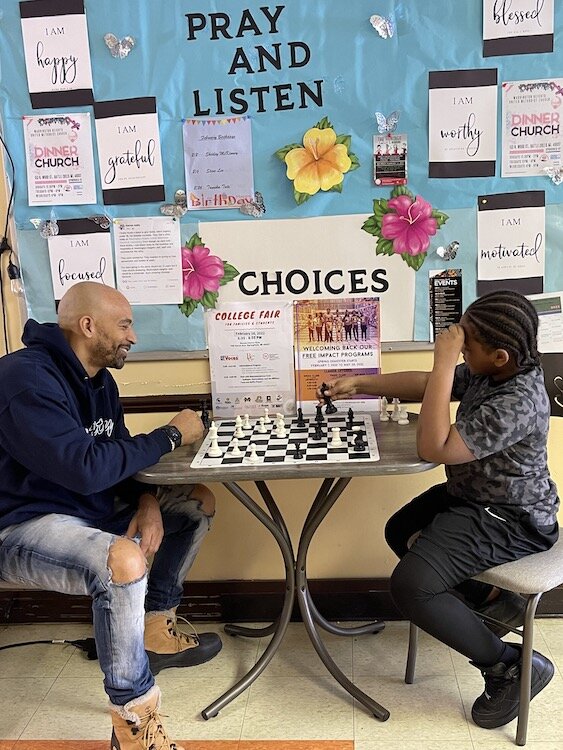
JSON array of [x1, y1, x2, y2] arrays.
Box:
[[502, 79, 563, 177], [183, 116, 255, 210], [19, 0, 94, 108], [94, 97, 165, 205], [483, 0, 554, 57], [429, 69, 497, 178], [477, 191, 545, 296], [47, 218, 115, 300], [23, 113, 96, 205]]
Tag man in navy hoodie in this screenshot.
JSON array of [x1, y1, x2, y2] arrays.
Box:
[[0, 282, 221, 750]]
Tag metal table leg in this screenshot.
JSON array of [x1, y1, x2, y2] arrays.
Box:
[[201, 480, 296, 719], [295, 477, 391, 721]]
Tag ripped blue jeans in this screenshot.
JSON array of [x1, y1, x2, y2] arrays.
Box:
[[0, 486, 213, 705]]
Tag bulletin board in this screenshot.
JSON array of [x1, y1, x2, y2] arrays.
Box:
[[1, 0, 563, 353]]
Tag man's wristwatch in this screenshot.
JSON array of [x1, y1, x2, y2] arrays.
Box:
[[159, 425, 182, 451]]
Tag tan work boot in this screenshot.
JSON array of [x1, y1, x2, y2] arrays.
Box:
[[144, 611, 222, 675], [110, 685, 184, 750]]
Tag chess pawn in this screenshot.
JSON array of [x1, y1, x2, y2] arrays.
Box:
[[247, 444, 259, 462], [256, 417, 267, 434], [242, 413, 252, 429], [230, 438, 242, 456], [391, 398, 401, 422], [263, 407, 271, 424], [234, 425, 245, 438], [398, 409, 410, 425]]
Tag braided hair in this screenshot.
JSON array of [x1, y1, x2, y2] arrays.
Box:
[[464, 290, 540, 371]]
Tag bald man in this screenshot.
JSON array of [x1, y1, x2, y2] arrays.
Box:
[[0, 282, 221, 749]]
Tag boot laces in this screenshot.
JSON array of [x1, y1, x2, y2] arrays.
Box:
[[166, 615, 200, 649], [140, 707, 179, 750], [483, 663, 519, 699]]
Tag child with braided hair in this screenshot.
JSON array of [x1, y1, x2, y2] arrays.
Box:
[[322, 290, 559, 732]]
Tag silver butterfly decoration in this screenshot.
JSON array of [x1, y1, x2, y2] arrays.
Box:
[[88, 215, 111, 229], [544, 166, 563, 186], [161, 189, 188, 217], [30, 213, 59, 238], [239, 191, 266, 218], [370, 14, 395, 39], [436, 241, 459, 261], [104, 33, 136, 59], [375, 110, 400, 134]]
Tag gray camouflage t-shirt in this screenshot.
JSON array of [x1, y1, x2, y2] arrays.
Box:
[[446, 364, 559, 527]]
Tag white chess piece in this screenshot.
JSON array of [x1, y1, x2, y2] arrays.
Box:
[[256, 417, 267, 434], [235, 415, 243, 429], [242, 413, 252, 429], [330, 426, 343, 447], [379, 396, 389, 422], [207, 437, 222, 457], [208, 421, 218, 440], [276, 424, 287, 438], [234, 425, 244, 438], [247, 444, 259, 462], [398, 409, 410, 425], [230, 438, 242, 456], [391, 397, 401, 422], [263, 407, 271, 424]]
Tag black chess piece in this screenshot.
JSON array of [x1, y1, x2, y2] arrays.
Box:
[[347, 407, 354, 428], [296, 407, 306, 427], [320, 382, 338, 414], [313, 422, 323, 441], [315, 404, 324, 423], [200, 400, 211, 429], [354, 430, 366, 451], [293, 441, 303, 459]]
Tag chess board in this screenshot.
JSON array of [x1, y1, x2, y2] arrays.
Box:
[[190, 413, 380, 468]]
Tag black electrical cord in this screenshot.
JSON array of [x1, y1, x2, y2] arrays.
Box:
[[0, 131, 16, 353], [0, 636, 98, 659]]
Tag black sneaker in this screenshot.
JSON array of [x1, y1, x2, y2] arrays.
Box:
[[471, 648, 554, 729], [147, 632, 223, 675], [474, 590, 526, 637]]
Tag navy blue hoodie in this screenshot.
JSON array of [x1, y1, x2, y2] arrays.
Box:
[[0, 320, 172, 530]]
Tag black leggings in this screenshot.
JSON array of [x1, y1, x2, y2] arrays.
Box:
[[385, 484, 557, 666]]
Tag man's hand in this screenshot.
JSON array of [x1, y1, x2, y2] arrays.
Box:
[[126, 493, 164, 556], [433, 324, 465, 371], [168, 409, 204, 446]]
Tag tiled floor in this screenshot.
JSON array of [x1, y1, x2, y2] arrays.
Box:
[[1, 618, 562, 749]]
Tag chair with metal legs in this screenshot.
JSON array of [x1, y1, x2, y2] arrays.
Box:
[[404, 535, 563, 746]]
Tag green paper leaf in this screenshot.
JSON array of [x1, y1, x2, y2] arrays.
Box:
[[315, 116, 333, 130], [390, 185, 414, 200], [274, 143, 302, 161], [432, 210, 450, 228], [186, 233, 203, 249], [294, 188, 311, 205], [178, 298, 200, 318], [402, 252, 427, 271], [329, 182, 343, 193], [373, 198, 390, 222], [362, 214, 381, 237], [201, 290, 219, 309], [335, 134, 351, 150], [220, 262, 239, 285], [348, 152, 360, 172], [376, 237, 395, 256]]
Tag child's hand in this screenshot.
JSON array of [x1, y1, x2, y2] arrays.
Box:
[[434, 324, 465, 369], [317, 377, 357, 401]]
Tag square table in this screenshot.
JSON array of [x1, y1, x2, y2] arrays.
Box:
[[135, 412, 436, 721]]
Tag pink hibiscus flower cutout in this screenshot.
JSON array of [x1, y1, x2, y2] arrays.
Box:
[[182, 244, 225, 300], [381, 195, 437, 256]]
